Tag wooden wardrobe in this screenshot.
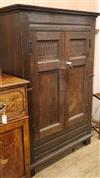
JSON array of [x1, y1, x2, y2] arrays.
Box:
[[0, 4, 99, 175]]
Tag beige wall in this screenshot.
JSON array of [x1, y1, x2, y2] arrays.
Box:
[[0, 0, 99, 12], [92, 2, 100, 121]]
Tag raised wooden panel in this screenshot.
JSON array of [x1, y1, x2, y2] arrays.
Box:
[[0, 87, 27, 121], [0, 14, 23, 77], [0, 128, 24, 178], [65, 32, 90, 127], [70, 39, 86, 57], [37, 40, 59, 61], [30, 31, 65, 140], [68, 66, 84, 118], [37, 32, 60, 62], [39, 71, 58, 130]]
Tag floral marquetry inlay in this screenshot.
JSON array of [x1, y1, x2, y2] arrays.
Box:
[[0, 87, 27, 120]]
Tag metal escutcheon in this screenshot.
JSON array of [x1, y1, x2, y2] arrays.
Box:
[[65, 61, 73, 67]]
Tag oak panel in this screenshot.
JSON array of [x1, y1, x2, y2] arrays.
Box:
[[39, 71, 59, 130]]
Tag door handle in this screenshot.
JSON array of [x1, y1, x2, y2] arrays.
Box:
[[0, 102, 7, 112], [65, 61, 73, 67], [88, 74, 94, 78]]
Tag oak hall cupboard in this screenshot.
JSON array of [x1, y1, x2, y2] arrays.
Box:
[[0, 4, 99, 175]]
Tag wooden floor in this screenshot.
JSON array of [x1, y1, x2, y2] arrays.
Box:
[[32, 131, 100, 178]]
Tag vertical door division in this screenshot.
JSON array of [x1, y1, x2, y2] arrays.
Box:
[[30, 31, 65, 140], [64, 32, 90, 128]]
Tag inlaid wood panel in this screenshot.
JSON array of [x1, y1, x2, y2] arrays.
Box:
[[0, 87, 27, 121], [0, 128, 24, 178], [0, 74, 30, 178]]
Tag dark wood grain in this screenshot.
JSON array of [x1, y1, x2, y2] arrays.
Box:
[[0, 5, 99, 176], [64, 32, 90, 128], [30, 31, 65, 140], [0, 4, 99, 17]]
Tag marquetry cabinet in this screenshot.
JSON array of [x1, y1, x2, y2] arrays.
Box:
[[0, 4, 99, 175], [0, 74, 30, 178]]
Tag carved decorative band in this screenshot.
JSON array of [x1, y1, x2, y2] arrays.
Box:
[[37, 40, 58, 60], [30, 24, 91, 31]]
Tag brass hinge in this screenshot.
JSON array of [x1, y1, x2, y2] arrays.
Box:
[[95, 29, 99, 34], [88, 74, 94, 79]]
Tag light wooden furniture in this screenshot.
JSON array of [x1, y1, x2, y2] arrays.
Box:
[[0, 74, 30, 178], [0, 5, 99, 175]]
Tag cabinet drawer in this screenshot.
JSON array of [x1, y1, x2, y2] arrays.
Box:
[[0, 87, 27, 121]]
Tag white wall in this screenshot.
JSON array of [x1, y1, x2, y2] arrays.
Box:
[[0, 0, 99, 12], [92, 2, 100, 121]]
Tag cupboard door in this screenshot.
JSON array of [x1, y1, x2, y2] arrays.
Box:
[[30, 32, 65, 140], [64, 32, 90, 128], [0, 128, 24, 178]]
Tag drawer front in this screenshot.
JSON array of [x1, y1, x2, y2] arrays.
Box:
[[0, 87, 27, 121]]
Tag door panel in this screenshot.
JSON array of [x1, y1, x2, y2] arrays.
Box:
[[69, 66, 84, 117], [0, 128, 24, 178], [30, 32, 65, 140], [65, 32, 90, 128], [30, 31, 90, 140], [70, 39, 86, 57], [39, 71, 58, 129]]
